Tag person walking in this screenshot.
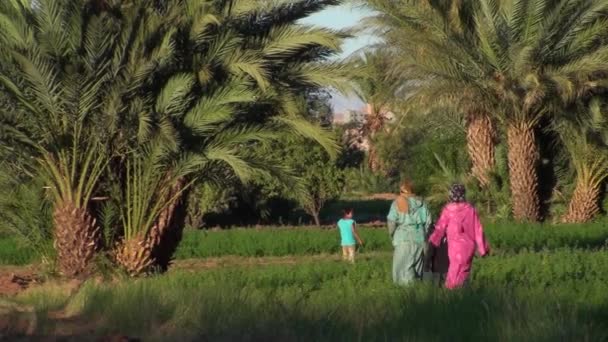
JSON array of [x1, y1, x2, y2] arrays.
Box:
[[337, 208, 364, 263], [387, 180, 432, 285], [429, 184, 490, 289]]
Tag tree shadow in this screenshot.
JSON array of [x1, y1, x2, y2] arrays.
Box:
[[5, 286, 606, 341]]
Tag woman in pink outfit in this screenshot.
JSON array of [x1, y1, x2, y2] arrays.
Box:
[[429, 184, 490, 289]]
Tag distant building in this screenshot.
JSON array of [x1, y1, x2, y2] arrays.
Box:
[[349, 110, 366, 124], [332, 111, 349, 125], [332, 102, 395, 125], [332, 103, 397, 152]]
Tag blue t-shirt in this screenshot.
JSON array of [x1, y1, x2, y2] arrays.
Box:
[[338, 218, 356, 246]]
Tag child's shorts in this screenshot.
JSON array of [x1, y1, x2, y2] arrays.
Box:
[[342, 245, 355, 262]]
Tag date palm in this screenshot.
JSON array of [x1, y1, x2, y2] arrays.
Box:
[[557, 98, 608, 223], [350, 50, 402, 172], [0, 0, 351, 275], [474, 0, 608, 221], [104, 0, 350, 273], [365, 0, 498, 187], [366, 0, 608, 221], [0, 0, 116, 276]]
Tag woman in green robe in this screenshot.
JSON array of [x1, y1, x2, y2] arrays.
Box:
[[387, 180, 432, 285]]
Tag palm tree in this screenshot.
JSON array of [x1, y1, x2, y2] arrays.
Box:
[[0, 0, 114, 276], [365, 0, 498, 188], [104, 0, 350, 273], [0, 0, 351, 275], [366, 0, 608, 221], [350, 50, 401, 172], [473, 0, 608, 221], [113, 145, 193, 276], [557, 98, 608, 223]]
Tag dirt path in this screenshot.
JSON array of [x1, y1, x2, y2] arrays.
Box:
[[0, 252, 392, 297], [0, 253, 393, 340], [0, 265, 43, 298]]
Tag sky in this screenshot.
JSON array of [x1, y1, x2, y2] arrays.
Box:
[[301, 4, 377, 113]]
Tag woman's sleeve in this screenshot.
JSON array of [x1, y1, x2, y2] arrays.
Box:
[[473, 208, 490, 256], [428, 209, 447, 247], [387, 201, 398, 237]]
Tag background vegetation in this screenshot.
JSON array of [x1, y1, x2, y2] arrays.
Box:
[[1, 0, 608, 339]]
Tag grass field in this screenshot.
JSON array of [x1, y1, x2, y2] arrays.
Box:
[[3, 221, 608, 265], [8, 250, 608, 341], [1, 221, 607, 340]]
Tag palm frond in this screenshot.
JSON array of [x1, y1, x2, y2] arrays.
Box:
[[155, 73, 195, 117], [274, 116, 339, 159], [227, 50, 270, 91], [205, 146, 258, 181], [263, 25, 342, 57]]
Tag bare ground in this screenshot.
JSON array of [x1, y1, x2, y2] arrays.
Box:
[[0, 265, 43, 297]]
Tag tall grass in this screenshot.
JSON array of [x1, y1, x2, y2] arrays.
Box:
[[485, 221, 608, 252], [175, 222, 608, 259], [0, 236, 49, 266], [174, 227, 388, 259], [2, 221, 608, 265], [15, 251, 608, 340]]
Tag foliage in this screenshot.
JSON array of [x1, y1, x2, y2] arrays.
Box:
[[0, 168, 54, 265], [375, 110, 469, 195], [119, 148, 191, 241], [172, 221, 608, 259], [268, 137, 344, 226], [365, 0, 608, 221], [349, 50, 402, 124], [553, 97, 608, 221], [0, 236, 49, 266], [305, 89, 334, 127], [0, 0, 110, 210], [342, 167, 395, 196], [295, 151, 343, 225], [366, 0, 608, 123], [426, 144, 512, 219], [348, 50, 405, 170], [192, 90, 344, 227], [426, 153, 475, 209], [185, 182, 238, 229], [335, 124, 366, 169], [0, 0, 351, 273]]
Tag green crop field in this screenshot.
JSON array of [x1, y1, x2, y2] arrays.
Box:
[[4, 0, 608, 340], [11, 250, 608, 341], [2, 222, 608, 340], [4, 221, 608, 265]]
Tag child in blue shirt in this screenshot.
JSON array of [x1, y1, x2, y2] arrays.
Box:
[[337, 208, 364, 263]]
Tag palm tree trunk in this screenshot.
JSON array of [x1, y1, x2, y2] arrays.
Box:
[[562, 179, 601, 223], [149, 178, 188, 271], [506, 121, 540, 221], [112, 178, 187, 275], [367, 144, 382, 173], [53, 203, 100, 277], [115, 234, 154, 276], [466, 112, 495, 188]]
